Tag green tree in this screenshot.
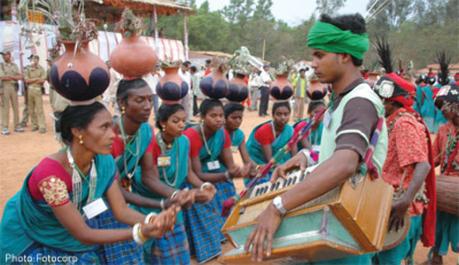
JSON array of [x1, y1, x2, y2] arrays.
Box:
[[315, 0, 346, 16], [222, 0, 254, 25], [366, 0, 413, 28], [253, 0, 274, 21]]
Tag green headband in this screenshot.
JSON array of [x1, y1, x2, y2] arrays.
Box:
[[307, 21, 369, 60]]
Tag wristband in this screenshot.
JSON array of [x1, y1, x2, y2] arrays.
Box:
[[170, 190, 179, 199], [224, 171, 231, 181], [144, 212, 157, 224], [200, 182, 212, 191], [132, 223, 146, 245]]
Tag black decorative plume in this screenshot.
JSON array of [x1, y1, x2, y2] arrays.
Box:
[[375, 37, 393, 74], [436, 51, 451, 86]]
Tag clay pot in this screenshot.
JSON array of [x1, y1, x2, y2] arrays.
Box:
[[156, 66, 189, 104], [307, 79, 327, 100], [200, 68, 229, 99], [50, 41, 110, 101], [226, 73, 248, 102], [270, 74, 293, 100], [110, 33, 157, 78]]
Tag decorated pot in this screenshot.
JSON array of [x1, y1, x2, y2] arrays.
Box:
[[307, 79, 327, 100], [200, 67, 229, 99], [50, 41, 110, 101], [110, 33, 157, 78], [156, 66, 188, 104], [226, 73, 248, 102], [270, 74, 293, 100]]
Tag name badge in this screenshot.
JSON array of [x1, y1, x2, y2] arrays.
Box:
[[323, 110, 332, 128], [83, 198, 108, 220], [231, 146, 238, 153], [207, 160, 221, 171], [158, 155, 171, 167]]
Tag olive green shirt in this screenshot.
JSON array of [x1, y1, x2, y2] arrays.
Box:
[[0, 62, 20, 89], [25, 65, 46, 90]]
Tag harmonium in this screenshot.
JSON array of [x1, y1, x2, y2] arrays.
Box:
[[221, 166, 401, 264]]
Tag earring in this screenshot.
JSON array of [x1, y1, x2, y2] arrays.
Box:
[[78, 135, 84, 145], [121, 106, 126, 115], [162, 127, 166, 132]]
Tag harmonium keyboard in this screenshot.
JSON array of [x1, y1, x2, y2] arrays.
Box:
[[220, 166, 395, 264]]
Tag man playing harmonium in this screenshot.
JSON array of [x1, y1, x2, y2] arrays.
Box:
[[244, 13, 389, 264]]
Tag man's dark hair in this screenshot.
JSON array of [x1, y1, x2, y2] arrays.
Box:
[[319, 13, 366, 66]]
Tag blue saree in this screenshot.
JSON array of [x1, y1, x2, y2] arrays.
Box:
[[95, 122, 153, 265], [246, 120, 293, 185], [141, 135, 191, 265], [293, 118, 323, 150], [0, 155, 116, 265], [181, 127, 229, 263]]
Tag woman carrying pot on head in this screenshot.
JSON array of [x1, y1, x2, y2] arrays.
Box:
[[146, 103, 216, 264], [292, 92, 327, 166], [224, 102, 257, 180], [246, 101, 297, 185], [96, 79, 194, 264], [0, 101, 177, 265], [181, 98, 250, 263]]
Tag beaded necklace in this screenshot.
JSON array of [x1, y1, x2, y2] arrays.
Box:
[[156, 132, 179, 187], [66, 148, 97, 211]]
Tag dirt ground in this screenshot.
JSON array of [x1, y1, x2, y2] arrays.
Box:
[[0, 96, 457, 265]]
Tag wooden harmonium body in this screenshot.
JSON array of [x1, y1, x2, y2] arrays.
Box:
[[221, 167, 394, 264]]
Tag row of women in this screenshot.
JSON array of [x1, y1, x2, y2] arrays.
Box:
[[0, 72, 327, 265]]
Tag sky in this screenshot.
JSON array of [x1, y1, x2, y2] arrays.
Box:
[[195, 0, 371, 26]]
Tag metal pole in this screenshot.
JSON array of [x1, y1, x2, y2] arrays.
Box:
[[153, 5, 159, 40], [262, 39, 266, 61], [12, 1, 26, 98], [183, 14, 189, 60]]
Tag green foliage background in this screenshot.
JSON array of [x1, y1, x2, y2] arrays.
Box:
[[156, 0, 458, 69]]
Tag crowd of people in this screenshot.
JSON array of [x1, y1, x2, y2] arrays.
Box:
[[0, 11, 458, 265]]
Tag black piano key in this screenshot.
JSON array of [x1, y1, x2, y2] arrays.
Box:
[[260, 186, 266, 194], [282, 179, 288, 188], [275, 181, 281, 190], [270, 183, 276, 192], [300, 174, 305, 182], [293, 176, 298, 184], [287, 177, 292, 186]]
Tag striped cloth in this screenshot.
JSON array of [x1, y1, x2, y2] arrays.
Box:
[[92, 210, 145, 265], [214, 180, 237, 242], [145, 223, 191, 265], [181, 182, 222, 263], [214, 180, 236, 218]]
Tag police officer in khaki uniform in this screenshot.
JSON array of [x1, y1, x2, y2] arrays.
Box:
[[24, 55, 47, 133], [0, 51, 24, 135]]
